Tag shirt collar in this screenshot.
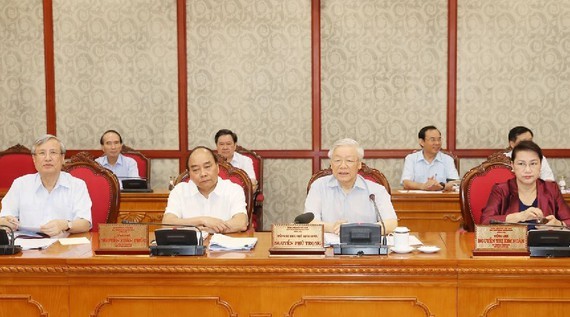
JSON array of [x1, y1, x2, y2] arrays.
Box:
[[33, 172, 70, 192], [188, 177, 222, 197], [417, 150, 443, 163], [101, 154, 124, 166], [326, 174, 367, 190]]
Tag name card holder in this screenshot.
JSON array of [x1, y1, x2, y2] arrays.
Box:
[[473, 225, 529, 256], [269, 224, 325, 256], [95, 223, 150, 255]]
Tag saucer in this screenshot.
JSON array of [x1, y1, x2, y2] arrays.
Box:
[[418, 245, 440, 254], [390, 246, 415, 254]]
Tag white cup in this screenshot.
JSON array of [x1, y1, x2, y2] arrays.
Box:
[[392, 226, 410, 249]]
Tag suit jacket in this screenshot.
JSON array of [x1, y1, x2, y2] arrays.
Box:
[[481, 178, 570, 225]]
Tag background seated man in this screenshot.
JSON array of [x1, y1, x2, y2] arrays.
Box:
[[401, 125, 459, 191], [162, 146, 247, 233], [95, 129, 139, 180], [304, 138, 397, 235], [215, 129, 257, 190], [0, 134, 92, 236], [505, 126, 554, 181]]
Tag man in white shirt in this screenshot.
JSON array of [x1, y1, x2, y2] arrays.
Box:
[[505, 126, 554, 181], [162, 146, 248, 233], [214, 129, 257, 190], [304, 138, 398, 234], [0, 135, 92, 236], [95, 130, 139, 180]]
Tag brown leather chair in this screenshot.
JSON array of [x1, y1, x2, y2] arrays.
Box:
[[0, 144, 36, 190], [236, 145, 264, 231], [174, 158, 255, 231], [121, 145, 151, 182], [307, 162, 391, 195], [459, 154, 514, 232], [63, 152, 120, 231]]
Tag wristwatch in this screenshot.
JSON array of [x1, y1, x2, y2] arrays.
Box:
[[439, 182, 446, 188], [66, 221, 72, 232]]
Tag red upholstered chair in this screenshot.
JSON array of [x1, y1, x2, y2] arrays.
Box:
[[459, 153, 514, 232], [121, 145, 151, 182], [236, 145, 264, 231], [174, 158, 255, 231], [0, 144, 36, 190], [306, 162, 391, 195], [63, 152, 120, 231]]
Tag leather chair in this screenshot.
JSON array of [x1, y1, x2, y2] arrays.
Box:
[[174, 158, 255, 230], [236, 145, 264, 231], [121, 145, 151, 182], [307, 162, 391, 195], [459, 154, 514, 231], [0, 144, 36, 190], [63, 152, 120, 231]]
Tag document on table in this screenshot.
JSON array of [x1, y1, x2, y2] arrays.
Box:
[[397, 190, 444, 194], [17, 238, 58, 250], [208, 234, 258, 251]]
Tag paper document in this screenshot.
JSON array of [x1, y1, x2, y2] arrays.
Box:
[[398, 190, 444, 194], [209, 234, 258, 251], [59, 237, 91, 246], [17, 238, 58, 250]]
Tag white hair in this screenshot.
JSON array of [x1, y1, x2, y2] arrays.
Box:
[[31, 134, 66, 154], [327, 138, 364, 160]]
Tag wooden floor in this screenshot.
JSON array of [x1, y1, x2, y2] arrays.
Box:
[[2, 231, 570, 317]]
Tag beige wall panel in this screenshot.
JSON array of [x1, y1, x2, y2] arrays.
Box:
[[149, 159, 178, 190], [0, 0, 46, 149], [456, 0, 570, 149], [459, 157, 485, 178], [186, 0, 312, 150], [53, 0, 179, 150], [321, 0, 448, 150], [263, 159, 312, 229]]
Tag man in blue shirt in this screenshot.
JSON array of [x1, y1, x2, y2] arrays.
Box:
[[95, 130, 139, 180], [400, 126, 459, 191]]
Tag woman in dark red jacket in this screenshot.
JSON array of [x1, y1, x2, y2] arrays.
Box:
[[481, 141, 570, 227]]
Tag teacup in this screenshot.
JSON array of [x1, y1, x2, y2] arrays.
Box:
[[392, 226, 410, 250]]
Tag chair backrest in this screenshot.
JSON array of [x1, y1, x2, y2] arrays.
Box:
[[411, 149, 460, 172], [0, 144, 36, 190], [236, 145, 263, 192], [121, 144, 150, 181], [174, 159, 254, 230], [306, 162, 391, 195], [63, 152, 120, 231], [459, 154, 514, 232]]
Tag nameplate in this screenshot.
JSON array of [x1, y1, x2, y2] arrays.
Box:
[[95, 224, 149, 255], [473, 225, 529, 256], [269, 224, 325, 255]]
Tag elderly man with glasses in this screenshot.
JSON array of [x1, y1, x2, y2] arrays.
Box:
[[303, 138, 398, 235], [0, 134, 92, 236]]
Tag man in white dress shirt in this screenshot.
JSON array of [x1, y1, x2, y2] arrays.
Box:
[[505, 126, 554, 181], [214, 129, 257, 190], [0, 135, 92, 236], [162, 146, 248, 233]]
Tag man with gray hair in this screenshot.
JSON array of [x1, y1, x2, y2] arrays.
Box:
[[304, 138, 398, 234], [0, 135, 92, 236]]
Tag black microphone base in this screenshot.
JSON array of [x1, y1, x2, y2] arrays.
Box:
[[530, 246, 570, 257], [0, 245, 22, 255], [150, 245, 205, 256], [333, 244, 388, 256]]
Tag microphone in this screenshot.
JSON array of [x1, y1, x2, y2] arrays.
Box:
[[293, 212, 315, 224], [369, 194, 387, 246], [121, 220, 205, 244], [0, 225, 23, 255], [489, 219, 568, 229]]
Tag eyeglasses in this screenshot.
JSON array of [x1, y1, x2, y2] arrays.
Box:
[[33, 151, 63, 158], [331, 158, 358, 167], [514, 161, 540, 169]]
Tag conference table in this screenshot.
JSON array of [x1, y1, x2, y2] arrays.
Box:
[[1, 231, 570, 317]]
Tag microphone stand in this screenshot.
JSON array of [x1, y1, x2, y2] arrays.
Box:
[[369, 194, 389, 255]]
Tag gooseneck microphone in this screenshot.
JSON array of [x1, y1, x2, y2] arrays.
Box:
[[0, 225, 23, 255], [489, 219, 567, 229], [369, 194, 387, 246], [293, 212, 315, 224]]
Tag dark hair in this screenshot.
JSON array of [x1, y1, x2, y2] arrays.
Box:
[[186, 146, 218, 170], [511, 140, 543, 162], [100, 129, 123, 145], [418, 125, 439, 140], [215, 129, 238, 144], [508, 126, 533, 143]]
